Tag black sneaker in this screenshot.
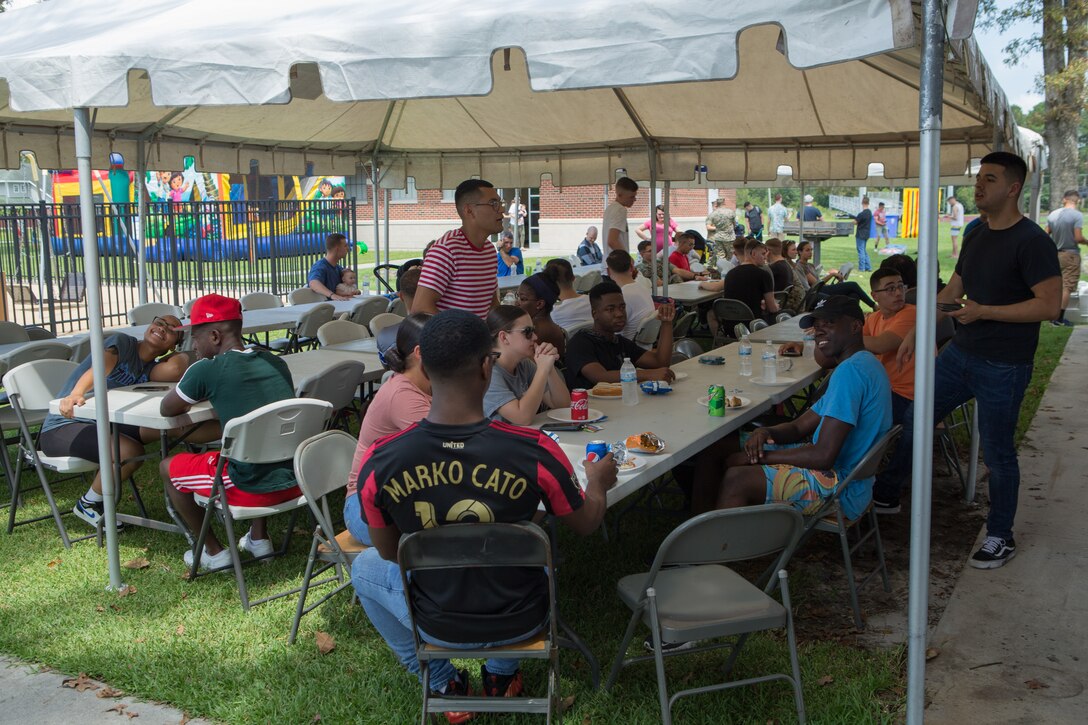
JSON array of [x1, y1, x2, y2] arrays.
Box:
[[969, 536, 1016, 569], [1051, 319, 1074, 327], [643, 633, 700, 654], [481, 664, 524, 698], [72, 499, 124, 531], [431, 668, 474, 724], [873, 499, 900, 515]]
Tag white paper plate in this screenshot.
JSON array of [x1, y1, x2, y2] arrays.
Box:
[[547, 408, 605, 423], [672, 372, 689, 382], [751, 376, 798, 386], [587, 390, 623, 400], [577, 457, 644, 475], [697, 395, 751, 409]]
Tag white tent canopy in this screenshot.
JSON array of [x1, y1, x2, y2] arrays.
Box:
[[0, 0, 1011, 186]]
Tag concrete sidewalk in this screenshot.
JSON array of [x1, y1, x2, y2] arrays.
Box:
[[926, 327, 1088, 723], [0, 657, 213, 725]]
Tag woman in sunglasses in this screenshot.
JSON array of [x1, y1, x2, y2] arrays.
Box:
[[484, 305, 570, 426], [39, 315, 190, 530]]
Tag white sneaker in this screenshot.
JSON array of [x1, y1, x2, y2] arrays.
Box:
[[183, 546, 233, 571], [239, 531, 275, 559]]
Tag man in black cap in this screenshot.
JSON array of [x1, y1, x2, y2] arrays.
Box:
[[693, 296, 891, 521]]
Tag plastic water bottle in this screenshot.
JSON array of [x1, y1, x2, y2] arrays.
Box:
[[502, 291, 516, 306], [362, 279, 370, 297], [620, 357, 639, 406], [534, 259, 543, 274], [762, 342, 778, 384], [803, 332, 816, 360], [738, 334, 753, 376]]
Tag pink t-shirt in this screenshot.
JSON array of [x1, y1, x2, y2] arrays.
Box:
[[417, 227, 498, 319], [346, 373, 431, 497], [640, 219, 679, 252]]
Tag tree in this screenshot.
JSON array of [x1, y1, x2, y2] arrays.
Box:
[[981, 1, 1087, 208]]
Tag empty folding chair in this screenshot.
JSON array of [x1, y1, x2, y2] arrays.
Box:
[[294, 360, 367, 429], [671, 339, 703, 362], [387, 297, 408, 316], [316, 319, 370, 347], [22, 325, 57, 341], [241, 291, 283, 311], [634, 317, 661, 348], [269, 303, 334, 354], [127, 303, 184, 326], [605, 505, 806, 725], [733, 322, 750, 341], [348, 296, 390, 331], [574, 270, 602, 293], [368, 312, 404, 337], [187, 398, 333, 610], [0, 321, 31, 344], [400, 522, 561, 723], [712, 298, 757, 345], [288, 430, 367, 644], [671, 311, 698, 340], [750, 318, 769, 332], [288, 287, 325, 305], [776, 311, 795, 323]]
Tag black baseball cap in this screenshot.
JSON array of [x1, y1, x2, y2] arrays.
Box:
[[799, 295, 865, 329]]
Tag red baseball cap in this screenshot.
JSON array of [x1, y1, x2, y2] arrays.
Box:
[[180, 294, 242, 327]]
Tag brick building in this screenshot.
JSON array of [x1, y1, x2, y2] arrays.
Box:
[[348, 178, 737, 257]]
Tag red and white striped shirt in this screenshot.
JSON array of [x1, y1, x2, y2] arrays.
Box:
[[417, 228, 498, 319]]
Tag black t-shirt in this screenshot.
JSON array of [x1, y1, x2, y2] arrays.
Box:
[[953, 217, 1060, 364], [359, 418, 584, 643], [769, 260, 793, 291], [722, 264, 773, 317], [854, 208, 872, 237], [746, 206, 763, 231], [564, 329, 647, 389]]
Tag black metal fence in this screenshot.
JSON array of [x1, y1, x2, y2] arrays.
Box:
[[0, 199, 356, 333]]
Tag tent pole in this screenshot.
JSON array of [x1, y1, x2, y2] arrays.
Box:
[[800, 181, 810, 264], [136, 139, 148, 306], [370, 164, 380, 275], [648, 150, 658, 291], [383, 187, 390, 264], [74, 108, 124, 592], [906, 1, 943, 722], [662, 180, 671, 297]]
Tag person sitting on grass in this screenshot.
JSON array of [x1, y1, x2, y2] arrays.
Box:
[[351, 310, 616, 721], [484, 305, 570, 425], [515, 273, 566, 357], [564, 280, 676, 390], [40, 315, 194, 530], [159, 294, 303, 570], [692, 296, 890, 522], [544, 259, 592, 330], [335, 268, 361, 297]]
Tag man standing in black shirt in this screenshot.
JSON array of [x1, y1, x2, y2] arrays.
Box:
[[743, 201, 764, 241], [352, 310, 616, 718], [848, 197, 874, 272], [879, 152, 1061, 570]]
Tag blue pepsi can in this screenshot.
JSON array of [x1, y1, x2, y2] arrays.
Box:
[[585, 440, 610, 462]]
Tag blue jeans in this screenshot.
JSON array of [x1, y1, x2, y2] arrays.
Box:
[[874, 343, 1032, 540], [342, 493, 373, 546], [855, 236, 872, 271], [351, 547, 528, 686]]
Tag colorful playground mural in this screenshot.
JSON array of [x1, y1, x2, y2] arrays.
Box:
[[48, 154, 348, 261]]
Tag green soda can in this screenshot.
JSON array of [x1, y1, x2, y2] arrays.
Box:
[[708, 385, 726, 417]]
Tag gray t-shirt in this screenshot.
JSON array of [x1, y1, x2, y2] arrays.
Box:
[[1046, 207, 1084, 252], [484, 358, 547, 423]]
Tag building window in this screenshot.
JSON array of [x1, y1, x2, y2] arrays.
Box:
[[441, 189, 456, 203], [344, 173, 369, 204], [390, 177, 418, 204]]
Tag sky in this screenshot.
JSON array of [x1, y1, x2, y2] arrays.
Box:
[[7, 0, 1046, 111]]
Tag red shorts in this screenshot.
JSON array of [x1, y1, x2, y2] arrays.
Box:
[[169, 451, 302, 507]]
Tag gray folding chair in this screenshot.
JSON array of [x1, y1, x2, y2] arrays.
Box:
[[634, 317, 661, 348], [0, 340, 72, 371], [793, 425, 901, 629], [289, 287, 325, 305], [712, 298, 757, 345], [0, 321, 31, 344], [241, 291, 283, 311], [288, 430, 366, 644], [605, 504, 806, 725], [775, 311, 795, 323], [316, 319, 370, 347], [388, 297, 408, 316], [671, 311, 698, 340], [2, 360, 98, 548], [188, 398, 333, 610], [671, 338, 703, 363], [574, 270, 602, 293], [127, 303, 184, 326], [368, 312, 404, 337], [750, 318, 769, 332], [22, 325, 56, 341], [269, 303, 334, 353], [348, 296, 390, 330], [294, 359, 367, 429], [399, 522, 560, 723], [733, 322, 750, 340]]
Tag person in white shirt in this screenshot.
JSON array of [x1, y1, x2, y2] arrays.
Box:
[[604, 249, 655, 340], [947, 197, 965, 259], [602, 177, 639, 253], [544, 259, 593, 330]]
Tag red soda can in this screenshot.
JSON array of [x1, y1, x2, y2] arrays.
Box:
[[570, 388, 589, 421], [585, 440, 610, 462]]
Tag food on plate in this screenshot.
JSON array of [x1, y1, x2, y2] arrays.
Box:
[[625, 431, 665, 453], [726, 395, 743, 408], [591, 382, 623, 397], [618, 459, 637, 470]]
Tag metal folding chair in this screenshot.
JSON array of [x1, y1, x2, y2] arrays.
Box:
[[294, 360, 367, 430], [634, 317, 661, 348], [605, 505, 806, 725], [127, 303, 184, 325], [348, 296, 390, 331], [792, 425, 901, 629], [188, 398, 333, 610], [368, 312, 404, 337], [712, 298, 756, 345], [671, 311, 698, 340], [269, 303, 334, 353], [399, 522, 560, 723], [316, 319, 370, 347], [288, 430, 366, 644]]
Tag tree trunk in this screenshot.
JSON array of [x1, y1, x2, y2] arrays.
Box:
[[1042, 0, 1087, 209]]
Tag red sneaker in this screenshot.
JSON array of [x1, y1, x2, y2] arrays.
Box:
[[481, 665, 524, 698], [433, 668, 474, 724]]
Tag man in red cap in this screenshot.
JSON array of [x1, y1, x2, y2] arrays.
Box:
[[159, 294, 300, 570]]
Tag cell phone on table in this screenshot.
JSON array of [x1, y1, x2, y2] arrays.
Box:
[[780, 349, 802, 357], [541, 422, 584, 432], [936, 302, 964, 312], [132, 385, 170, 391]]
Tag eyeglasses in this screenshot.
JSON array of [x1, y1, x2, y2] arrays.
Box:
[[506, 326, 535, 339], [471, 199, 504, 211], [150, 317, 180, 334], [873, 283, 907, 294]]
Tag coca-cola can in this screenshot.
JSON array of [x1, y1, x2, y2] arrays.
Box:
[[570, 388, 589, 421]]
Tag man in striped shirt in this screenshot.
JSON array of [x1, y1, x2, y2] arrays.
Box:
[[413, 179, 503, 319]]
